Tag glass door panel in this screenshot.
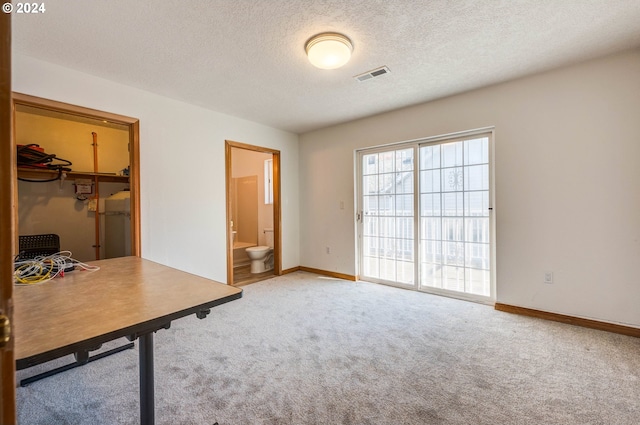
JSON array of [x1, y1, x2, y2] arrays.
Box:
[[360, 148, 415, 286], [418, 136, 491, 297]]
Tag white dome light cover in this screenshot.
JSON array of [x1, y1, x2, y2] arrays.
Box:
[[305, 33, 353, 70]]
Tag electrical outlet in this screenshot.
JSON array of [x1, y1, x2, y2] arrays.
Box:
[[544, 271, 553, 284], [326, 247, 330, 254], [88, 199, 97, 212]]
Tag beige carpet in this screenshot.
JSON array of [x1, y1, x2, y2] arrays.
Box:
[[17, 271, 640, 424]]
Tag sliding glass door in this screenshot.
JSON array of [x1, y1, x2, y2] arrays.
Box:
[[357, 132, 494, 302]]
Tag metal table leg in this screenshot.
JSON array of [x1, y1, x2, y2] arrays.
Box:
[[19, 342, 135, 387], [139, 332, 154, 425]]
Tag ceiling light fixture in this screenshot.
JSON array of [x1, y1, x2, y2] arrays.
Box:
[[305, 33, 353, 70]]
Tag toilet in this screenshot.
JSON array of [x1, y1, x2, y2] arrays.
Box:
[[245, 228, 274, 273]]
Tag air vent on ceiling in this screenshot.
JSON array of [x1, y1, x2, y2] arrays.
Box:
[[354, 66, 390, 82]]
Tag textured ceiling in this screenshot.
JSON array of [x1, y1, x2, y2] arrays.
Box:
[[12, 0, 640, 134]]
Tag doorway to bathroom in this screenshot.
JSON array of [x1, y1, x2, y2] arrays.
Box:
[[225, 140, 281, 286]]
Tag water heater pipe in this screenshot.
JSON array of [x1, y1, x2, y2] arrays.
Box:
[[92, 132, 101, 260]]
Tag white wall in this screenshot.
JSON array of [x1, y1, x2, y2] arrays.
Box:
[[13, 54, 300, 282], [299, 49, 640, 328]]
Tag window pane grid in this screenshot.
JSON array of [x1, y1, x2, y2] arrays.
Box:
[[418, 137, 490, 296], [360, 137, 490, 298], [361, 148, 415, 285]]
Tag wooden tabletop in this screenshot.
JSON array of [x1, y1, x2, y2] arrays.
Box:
[[14, 256, 242, 368]]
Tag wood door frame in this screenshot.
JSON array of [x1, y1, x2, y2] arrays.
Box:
[[1, 11, 16, 424], [225, 140, 282, 285], [11, 92, 141, 257]]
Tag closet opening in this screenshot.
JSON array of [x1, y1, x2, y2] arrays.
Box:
[[12, 93, 141, 261]]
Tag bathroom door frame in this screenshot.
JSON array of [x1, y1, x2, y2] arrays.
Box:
[[225, 140, 281, 285]]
